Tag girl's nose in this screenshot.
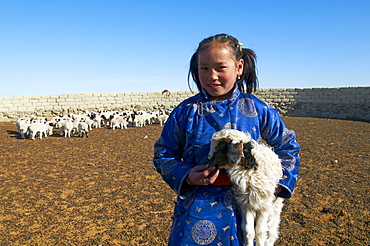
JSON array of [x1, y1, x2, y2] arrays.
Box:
[[210, 69, 218, 80]]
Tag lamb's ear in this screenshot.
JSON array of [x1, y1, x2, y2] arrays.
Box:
[[227, 142, 243, 165], [208, 140, 216, 160], [208, 153, 217, 168], [242, 142, 257, 168]]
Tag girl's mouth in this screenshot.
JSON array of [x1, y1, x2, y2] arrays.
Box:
[[209, 84, 222, 89]]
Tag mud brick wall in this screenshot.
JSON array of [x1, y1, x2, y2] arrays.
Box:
[[0, 87, 369, 122]]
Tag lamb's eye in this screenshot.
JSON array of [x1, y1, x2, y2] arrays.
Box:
[[242, 142, 253, 156], [218, 141, 229, 154]]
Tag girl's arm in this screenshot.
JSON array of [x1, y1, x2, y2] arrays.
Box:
[[261, 107, 301, 199], [153, 108, 197, 197]]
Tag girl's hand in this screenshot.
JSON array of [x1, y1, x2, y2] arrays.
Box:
[[274, 185, 283, 195], [186, 165, 219, 186]]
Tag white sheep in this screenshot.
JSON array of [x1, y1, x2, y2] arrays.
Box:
[[91, 113, 102, 128], [100, 111, 116, 127], [77, 120, 89, 137], [133, 114, 146, 127], [85, 118, 94, 130], [15, 118, 31, 139], [208, 129, 283, 246], [71, 115, 85, 134], [44, 124, 54, 137], [111, 116, 128, 130], [27, 121, 49, 140], [157, 114, 169, 127], [57, 118, 74, 137]]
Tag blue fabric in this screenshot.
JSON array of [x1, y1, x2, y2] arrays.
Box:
[[153, 86, 301, 245]]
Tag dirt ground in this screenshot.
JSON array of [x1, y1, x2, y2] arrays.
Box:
[[0, 116, 369, 245]]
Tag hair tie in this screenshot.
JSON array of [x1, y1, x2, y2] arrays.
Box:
[[238, 42, 243, 52]]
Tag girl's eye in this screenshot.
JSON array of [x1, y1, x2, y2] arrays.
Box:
[[218, 66, 227, 70], [200, 67, 208, 71]]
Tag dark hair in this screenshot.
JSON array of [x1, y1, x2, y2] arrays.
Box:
[[188, 33, 258, 94]]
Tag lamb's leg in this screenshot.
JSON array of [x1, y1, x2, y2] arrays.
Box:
[[266, 198, 284, 246], [246, 209, 256, 246], [239, 210, 248, 245], [255, 210, 269, 246]]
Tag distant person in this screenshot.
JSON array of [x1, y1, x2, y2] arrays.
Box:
[[153, 33, 301, 245]]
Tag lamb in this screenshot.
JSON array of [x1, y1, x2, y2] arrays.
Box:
[[15, 118, 31, 139], [111, 116, 128, 130], [157, 114, 169, 127], [44, 123, 54, 137], [93, 114, 102, 128], [27, 121, 49, 140], [208, 129, 283, 246], [89, 112, 103, 128], [130, 111, 147, 127], [84, 117, 94, 130], [71, 115, 85, 134], [77, 120, 89, 137], [148, 111, 159, 125], [100, 111, 117, 127], [57, 118, 74, 137]]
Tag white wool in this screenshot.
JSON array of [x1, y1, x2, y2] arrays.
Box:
[[57, 118, 74, 137], [27, 122, 50, 140], [111, 116, 128, 130], [77, 121, 89, 137], [209, 129, 284, 246]]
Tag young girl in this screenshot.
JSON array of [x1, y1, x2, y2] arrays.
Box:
[[153, 34, 300, 245]]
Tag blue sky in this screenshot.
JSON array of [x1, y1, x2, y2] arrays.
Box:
[[1, 0, 369, 97]]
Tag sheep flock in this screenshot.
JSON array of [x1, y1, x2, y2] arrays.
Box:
[[15, 109, 171, 140]]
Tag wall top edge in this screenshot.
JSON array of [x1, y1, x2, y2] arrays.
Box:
[[0, 86, 369, 99]]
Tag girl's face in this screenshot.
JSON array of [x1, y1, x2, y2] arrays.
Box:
[[198, 45, 244, 101]]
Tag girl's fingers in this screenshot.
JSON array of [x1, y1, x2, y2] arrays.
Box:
[[188, 165, 219, 185], [192, 164, 209, 172], [206, 169, 219, 184], [203, 166, 216, 177]]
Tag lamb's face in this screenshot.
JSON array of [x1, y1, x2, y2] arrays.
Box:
[[208, 138, 257, 170], [208, 138, 244, 170]]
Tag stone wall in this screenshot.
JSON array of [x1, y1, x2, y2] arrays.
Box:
[[0, 87, 369, 122], [254, 87, 369, 121]]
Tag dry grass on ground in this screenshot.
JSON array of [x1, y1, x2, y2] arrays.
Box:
[[0, 117, 369, 245]]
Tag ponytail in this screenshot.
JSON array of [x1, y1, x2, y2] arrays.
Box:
[[236, 48, 258, 94], [188, 52, 200, 92]]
